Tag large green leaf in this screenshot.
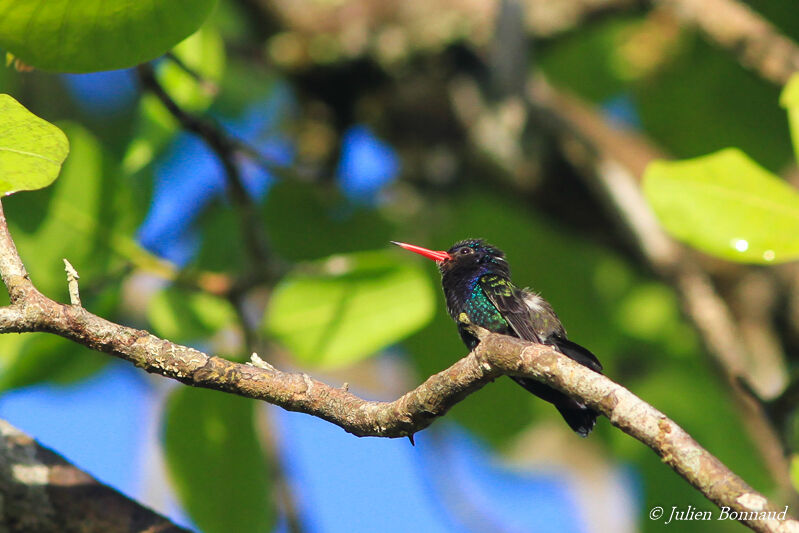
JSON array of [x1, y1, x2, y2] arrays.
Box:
[[163, 387, 274, 533], [643, 148, 799, 263], [264, 250, 435, 369], [0, 0, 217, 72], [0, 94, 68, 195]]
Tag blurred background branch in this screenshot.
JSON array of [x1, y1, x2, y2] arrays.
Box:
[[0, 419, 188, 533]]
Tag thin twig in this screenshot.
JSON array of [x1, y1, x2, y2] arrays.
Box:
[[136, 63, 271, 269], [63, 259, 81, 306]]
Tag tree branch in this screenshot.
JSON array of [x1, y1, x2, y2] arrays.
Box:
[[0, 418, 187, 533], [655, 0, 799, 85], [0, 200, 795, 532]]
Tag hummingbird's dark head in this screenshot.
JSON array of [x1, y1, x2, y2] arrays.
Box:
[[391, 239, 510, 278]]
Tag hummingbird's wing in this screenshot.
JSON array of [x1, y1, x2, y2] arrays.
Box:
[[480, 276, 602, 372], [479, 275, 545, 343]]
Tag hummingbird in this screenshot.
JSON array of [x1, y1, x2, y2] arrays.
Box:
[[392, 239, 603, 436]]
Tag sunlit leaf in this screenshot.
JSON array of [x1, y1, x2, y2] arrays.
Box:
[[0, 0, 217, 72], [163, 387, 274, 533], [780, 72, 799, 163], [644, 148, 799, 263], [148, 286, 237, 343], [0, 94, 68, 195], [790, 454, 799, 494], [264, 251, 435, 369]]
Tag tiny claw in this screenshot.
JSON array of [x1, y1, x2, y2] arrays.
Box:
[[463, 321, 491, 340]]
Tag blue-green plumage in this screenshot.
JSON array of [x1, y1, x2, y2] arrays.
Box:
[[393, 238, 603, 437]]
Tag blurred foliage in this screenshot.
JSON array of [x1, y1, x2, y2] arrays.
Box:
[[148, 286, 238, 344], [541, 15, 793, 172], [261, 181, 393, 261], [0, 0, 218, 72], [163, 387, 274, 533], [124, 25, 227, 174], [1, 0, 795, 531]]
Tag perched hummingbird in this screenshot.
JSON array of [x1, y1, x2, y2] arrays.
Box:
[[392, 239, 603, 436]]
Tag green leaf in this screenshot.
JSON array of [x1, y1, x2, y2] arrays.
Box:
[[0, 0, 217, 72], [780, 72, 799, 163], [0, 94, 68, 195], [163, 387, 274, 533], [643, 148, 799, 263], [148, 287, 237, 344], [264, 251, 435, 369]]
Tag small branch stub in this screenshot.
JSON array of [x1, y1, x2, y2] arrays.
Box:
[[63, 259, 81, 306], [248, 352, 275, 371]]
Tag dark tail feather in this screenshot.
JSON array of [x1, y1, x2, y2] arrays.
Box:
[[511, 377, 599, 437], [553, 398, 598, 437]]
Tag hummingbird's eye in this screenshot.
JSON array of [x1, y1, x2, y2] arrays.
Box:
[[458, 247, 473, 255]]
